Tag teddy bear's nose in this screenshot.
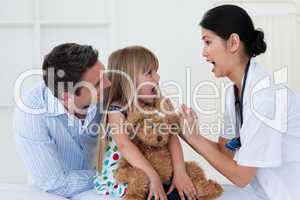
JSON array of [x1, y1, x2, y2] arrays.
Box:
[[157, 136, 163, 142]]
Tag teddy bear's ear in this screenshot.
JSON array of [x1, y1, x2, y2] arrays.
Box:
[[166, 114, 180, 123], [127, 110, 144, 125], [166, 114, 181, 135], [126, 111, 143, 135], [156, 97, 174, 113]]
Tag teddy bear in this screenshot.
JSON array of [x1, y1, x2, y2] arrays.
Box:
[[114, 98, 223, 200]]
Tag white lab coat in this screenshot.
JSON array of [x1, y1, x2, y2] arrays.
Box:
[[220, 59, 300, 200]]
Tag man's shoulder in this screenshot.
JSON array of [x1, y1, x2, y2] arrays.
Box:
[[13, 82, 50, 136], [21, 82, 47, 110], [14, 82, 49, 121]]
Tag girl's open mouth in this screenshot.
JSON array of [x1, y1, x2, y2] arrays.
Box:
[[211, 61, 216, 72], [151, 86, 158, 95]]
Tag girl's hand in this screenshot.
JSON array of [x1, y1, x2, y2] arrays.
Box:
[[179, 105, 200, 142], [147, 175, 168, 200], [167, 171, 198, 200]]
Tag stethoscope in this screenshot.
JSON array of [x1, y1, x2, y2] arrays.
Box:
[[225, 59, 251, 151]]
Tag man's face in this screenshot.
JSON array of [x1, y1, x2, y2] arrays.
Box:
[[72, 60, 111, 111]]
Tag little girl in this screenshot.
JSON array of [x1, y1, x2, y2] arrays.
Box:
[[94, 46, 197, 200]]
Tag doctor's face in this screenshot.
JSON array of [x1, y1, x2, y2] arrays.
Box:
[[201, 28, 233, 77]]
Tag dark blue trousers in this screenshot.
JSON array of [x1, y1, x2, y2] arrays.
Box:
[[145, 183, 186, 200], [165, 185, 181, 200]]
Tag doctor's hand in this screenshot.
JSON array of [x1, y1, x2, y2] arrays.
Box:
[[179, 105, 201, 142]]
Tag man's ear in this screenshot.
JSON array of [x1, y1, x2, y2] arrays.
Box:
[[227, 33, 240, 53], [62, 92, 74, 104]]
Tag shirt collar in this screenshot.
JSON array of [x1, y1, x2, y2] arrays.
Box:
[[85, 103, 97, 122], [45, 87, 98, 121], [45, 87, 68, 116]]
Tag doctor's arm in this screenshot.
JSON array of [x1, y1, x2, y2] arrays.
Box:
[[179, 106, 257, 188]]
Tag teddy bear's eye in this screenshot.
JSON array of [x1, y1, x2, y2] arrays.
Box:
[[157, 135, 163, 142]]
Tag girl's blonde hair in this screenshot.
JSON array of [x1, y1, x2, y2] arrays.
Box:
[[96, 46, 159, 172]]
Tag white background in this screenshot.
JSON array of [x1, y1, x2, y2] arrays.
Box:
[[0, 0, 299, 185]]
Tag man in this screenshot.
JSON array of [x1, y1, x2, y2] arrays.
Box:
[[13, 43, 111, 198]]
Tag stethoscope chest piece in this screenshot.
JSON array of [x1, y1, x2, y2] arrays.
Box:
[[225, 137, 241, 151]]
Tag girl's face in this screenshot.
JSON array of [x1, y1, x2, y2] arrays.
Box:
[[136, 67, 160, 104], [201, 28, 234, 77]]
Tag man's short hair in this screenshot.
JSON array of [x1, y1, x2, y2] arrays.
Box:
[[42, 43, 99, 97]]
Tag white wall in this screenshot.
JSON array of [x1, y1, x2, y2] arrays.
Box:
[[0, 0, 299, 185]]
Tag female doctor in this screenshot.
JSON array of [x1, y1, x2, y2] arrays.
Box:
[[179, 5, 300, 200]]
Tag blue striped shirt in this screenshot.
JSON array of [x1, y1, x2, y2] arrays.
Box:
[[13, 82, 102, 198]]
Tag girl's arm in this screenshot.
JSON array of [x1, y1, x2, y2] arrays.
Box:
[[168, 135, 186, 172], [164, 99, 198, 200], [167, 134, 199, 200], [108, 112, 167, 200], [180, 105, 256, 188], [164, 99, 187, 173]]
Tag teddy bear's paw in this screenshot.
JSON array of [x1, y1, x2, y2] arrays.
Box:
[[124, 194, 144, 200], [198, 180, 224, 200]]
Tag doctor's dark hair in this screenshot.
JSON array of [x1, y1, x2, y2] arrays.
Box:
[[200, 5, 267, 57], [42, 43, 99, 98]]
